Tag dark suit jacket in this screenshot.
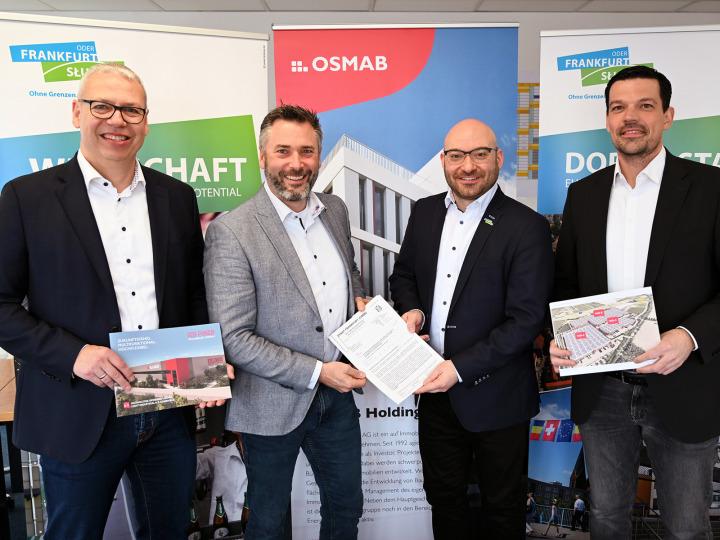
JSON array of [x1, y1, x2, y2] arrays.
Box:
[[0, 156, 207, 463], [390, 188, 554, 432], [554, 151, 720, 443]]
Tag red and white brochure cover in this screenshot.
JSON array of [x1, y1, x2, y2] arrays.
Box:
[[549, 287, 660, 376]]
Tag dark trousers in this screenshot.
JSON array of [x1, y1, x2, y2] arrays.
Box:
[[581, 376, 716, 540], [419, 392, 528, 540], [242, 386, 363, 540], [41, 408, 196, 540], [571, 509, 584, 530]]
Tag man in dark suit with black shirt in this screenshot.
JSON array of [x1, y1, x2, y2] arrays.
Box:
[[390, 118, 553, 539], [0, 64, 210, 539], [551, 66, 720, 539]]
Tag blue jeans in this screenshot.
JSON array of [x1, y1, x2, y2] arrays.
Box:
[[580, 376, 715, 540], [41, 408, 196, 540], [241, 385, 363, 540]]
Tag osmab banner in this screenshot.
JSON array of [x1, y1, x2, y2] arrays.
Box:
[[274, 24, 518, 540], [538, 25, 720, 214], [0, 12, 268, 212]]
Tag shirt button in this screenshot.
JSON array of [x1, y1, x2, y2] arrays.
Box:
[[138, 325, 143, 330], [329, 309, 333, 313], [443, 301, 447, 305], [117, 198, 121, 202], [447, 274, 451, 278], [103, 182, 108, 187], [460, 221, 464, 225], [131, 291, 136, 296], [314, 255, 318, 259], [452, 247, 456, 251], [122, 227, 126, 232], [315, 326, 323, 333], [441, 328, 445, 332], [126, 259, 131, 264], [323, 281, 326, 286]]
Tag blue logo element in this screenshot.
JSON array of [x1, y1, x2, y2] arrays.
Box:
[[557, 47, 629, 71], [9, 41, 98, 63]]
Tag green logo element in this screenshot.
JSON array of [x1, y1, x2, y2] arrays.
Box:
[[41, 60, 124, 83], [580, 63, 653, 87], [139, 115, 261, 213]]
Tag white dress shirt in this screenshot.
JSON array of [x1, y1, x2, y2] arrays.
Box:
[[429, 184, 498, 358], [78, 151, 158, 333], [606, 148, 697, 349], [606, 148, 664, 294], [264, 183, 348, 388]]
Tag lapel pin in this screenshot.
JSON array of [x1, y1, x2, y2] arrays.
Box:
[[483, 217, 494, 226]]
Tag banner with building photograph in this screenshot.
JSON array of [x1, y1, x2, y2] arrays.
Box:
[[538, 25, 720, 215], [0, 13, 268, 213], [274, 24, 518, 539]]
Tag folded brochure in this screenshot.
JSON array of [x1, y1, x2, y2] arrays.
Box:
[[549, 287, 660, 376], [110, 323, 231, 416]]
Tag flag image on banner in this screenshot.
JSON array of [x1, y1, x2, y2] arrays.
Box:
[[530, 420, 544, 440], [556, 419, 574, 442], [529, 389, 585, 490], [543, 419, 560, 442]]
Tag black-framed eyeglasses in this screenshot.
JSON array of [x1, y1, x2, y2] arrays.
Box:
[[443, 147, 498, 164], [79, 99, 147, 124]]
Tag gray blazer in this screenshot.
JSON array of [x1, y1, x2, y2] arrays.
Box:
[[204, 187, 364, 435]]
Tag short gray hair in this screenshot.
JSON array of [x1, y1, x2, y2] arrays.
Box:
[[78, 63, 147, 106]]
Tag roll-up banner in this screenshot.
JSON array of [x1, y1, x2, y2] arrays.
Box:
[[538, 25, 720, 215], [274, 23, 518, 539], [0, 12, 268, 213]]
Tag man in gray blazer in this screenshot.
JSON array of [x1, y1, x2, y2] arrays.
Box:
[[204, 105, 367, 540]]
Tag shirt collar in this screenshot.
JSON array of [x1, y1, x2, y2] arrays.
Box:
[[613, 146, 665, 187], [77, 149, 145, 192], [264, 181, 325, 224], [443, 182, 498, 212]]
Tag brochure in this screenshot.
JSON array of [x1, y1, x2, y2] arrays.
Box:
[[549, 287, 660, 376], [110, 323, 231, 416]]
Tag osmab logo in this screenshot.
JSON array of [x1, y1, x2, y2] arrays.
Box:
[[290, 55, 388, 74], [8, 40, 123, 83], [556, 46, 652, 87]]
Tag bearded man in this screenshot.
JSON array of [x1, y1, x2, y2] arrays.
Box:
[[204, 104, 367, 540], [389, 119, 554, 539]]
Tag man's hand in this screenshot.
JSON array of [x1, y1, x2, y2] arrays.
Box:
[[549, 339, 576, 374], [415, 360, 459, 394], [197, 364, 235, 409], [319, 361, 366, 393], [635, 328, 694, 375], [355, 296, 373, 312], [401, 309, 424, 334], [73, 345, 134, 391]]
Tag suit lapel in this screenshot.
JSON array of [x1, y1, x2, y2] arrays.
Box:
[[55, 158, 116, 294], [254, 189, 320, 316], [644, 153, 690, 286], [448, 188, 505, 313], [587, 170, 613, 293], [144, 168, 170, 316], [425, 196, 448, 318]]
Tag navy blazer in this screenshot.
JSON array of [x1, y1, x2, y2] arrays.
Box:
[[390, 188, 554, 432], [554, 151, 720, 443], [0, 156, 207, 463]]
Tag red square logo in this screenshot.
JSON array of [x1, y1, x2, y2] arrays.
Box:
[[123, 401, 131, 409], [592, 309, 605, 317], [607, 317, 619, 324], [575, 331, 587, 340]]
